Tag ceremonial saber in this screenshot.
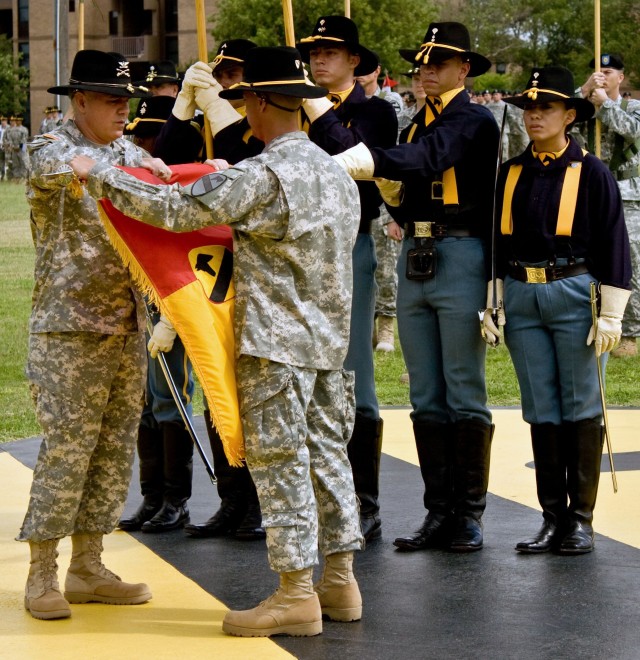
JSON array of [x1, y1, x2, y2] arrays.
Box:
[[594, 0, 601, 158], [480, 104, 508, 346], [145, 312, 217, 485], [589, 282, 618, 492], [345, 0, 351, 18], [195, 0, 214, 159], [282, 0, 295, 47]]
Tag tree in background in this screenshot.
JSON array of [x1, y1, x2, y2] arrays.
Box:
[[211, 0, 438, 83], [443, 0, 639, 89], [210, 0, 639, 90], [0, 36, 29, 116]]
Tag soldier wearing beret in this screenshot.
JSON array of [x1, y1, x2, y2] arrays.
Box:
[[579, 53, 640, 358]]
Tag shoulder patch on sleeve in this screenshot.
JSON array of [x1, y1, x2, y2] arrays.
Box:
[[191, 172, 229, 197]]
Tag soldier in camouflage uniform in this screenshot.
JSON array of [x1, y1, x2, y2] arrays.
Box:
[[71, 46, 364, 638], [17, 50, 163, 621], [579, 53, 640, 356], [4, 115, 29, 181]]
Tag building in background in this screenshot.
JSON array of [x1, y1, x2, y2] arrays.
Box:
[[0, 0, 218, 129]]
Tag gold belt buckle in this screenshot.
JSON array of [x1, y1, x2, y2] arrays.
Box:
[[525, 267, 547, 284], [431, 181, 444, 200], [413, 222, 433, 238]]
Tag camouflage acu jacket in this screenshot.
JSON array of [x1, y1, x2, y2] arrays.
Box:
[[585, 96, 640, 201], [27, 120, 147, 334], [88, 131, 361, 370]]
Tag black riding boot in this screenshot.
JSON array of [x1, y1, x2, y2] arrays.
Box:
[[119, 424, 163, 531], [450, 419, 493, 552], [142, 421, 192, 532], [394, 420, 453, 551], [347, 414, 384, 542], [558, 418, 603, 555], [184, 410, 264, 539], [516, 423, 567, 553]]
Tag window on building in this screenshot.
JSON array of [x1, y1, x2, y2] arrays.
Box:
[[18, 0, 28, 39], [165, 0, 178, 33]]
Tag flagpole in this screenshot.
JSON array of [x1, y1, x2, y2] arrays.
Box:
[[345, 0, 351, 18], [282, 0, 295, 47], [594, 0, 601, 158], [78, 0, 85, 51], [195, 0, 214, 159]]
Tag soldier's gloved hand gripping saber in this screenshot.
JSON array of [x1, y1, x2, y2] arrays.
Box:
[[145, 307, 216, 485], [480, 104, 508, 345], [589, 282, 618, 493]]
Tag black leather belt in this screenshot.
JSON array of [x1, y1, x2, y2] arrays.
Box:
[[405, 221, 478, 238], [508, 262, 589, 284]]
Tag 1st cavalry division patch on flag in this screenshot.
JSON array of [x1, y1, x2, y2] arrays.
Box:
[[97, 164, 244, 466]]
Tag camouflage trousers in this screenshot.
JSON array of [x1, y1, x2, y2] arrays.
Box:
[[237, 355, 363, 573], [371, 206, 401, 318], [18, 331, 146, 542], [622, 200, 640, 337]]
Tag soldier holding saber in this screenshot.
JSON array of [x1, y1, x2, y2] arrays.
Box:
[[483, 66, 631, 555]]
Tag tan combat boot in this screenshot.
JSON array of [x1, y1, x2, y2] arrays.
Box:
[[222, 567, 322, 637], [64, 533, 151, 605], [315, 551, 362, 622], [612, 336, 637, 358], [375, 316, 395, 352], [25, 539, 72, 620]]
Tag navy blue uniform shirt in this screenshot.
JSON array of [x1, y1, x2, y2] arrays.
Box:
[[496, 136, 632, 290], [371, 89, 498, 242], [308, 82, 398, 233]]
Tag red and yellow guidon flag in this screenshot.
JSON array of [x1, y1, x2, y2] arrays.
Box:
[[97, 163, 244, 466]]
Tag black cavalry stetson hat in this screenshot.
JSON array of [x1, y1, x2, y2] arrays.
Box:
[[135, 60, 180, 87], [296, 16, 379, 77], [211, 39, 258, 71], [48, 50, 152, 98], [504, 66, 594, 123], [219, 46, 328, 100], [589, 53, 624, 70], [125, 95, 175, 138], [399, 22, 491, 78]]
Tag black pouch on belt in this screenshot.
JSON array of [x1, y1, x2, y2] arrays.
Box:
[[406, 238, 437, 280]]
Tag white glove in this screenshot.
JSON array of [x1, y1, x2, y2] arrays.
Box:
[[332, 143, 375, 179], [195, 79, 242, 137], [147, 315, 177, 358], [587, 284, 631, 356], [302, 95, 333, 123], [481, 279, 505, 346], [184, 61, 216, 89], [172, 61, 214, 121], [376, 178, 403, 207]]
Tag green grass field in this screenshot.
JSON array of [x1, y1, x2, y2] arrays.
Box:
[[1, 179, 638, 442]]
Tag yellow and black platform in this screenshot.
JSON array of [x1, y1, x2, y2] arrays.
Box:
[[2, 409, 639, 659]]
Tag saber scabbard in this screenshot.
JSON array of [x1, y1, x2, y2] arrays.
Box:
[[589, 282, 618, 492], [146, 312, 216, 485]]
